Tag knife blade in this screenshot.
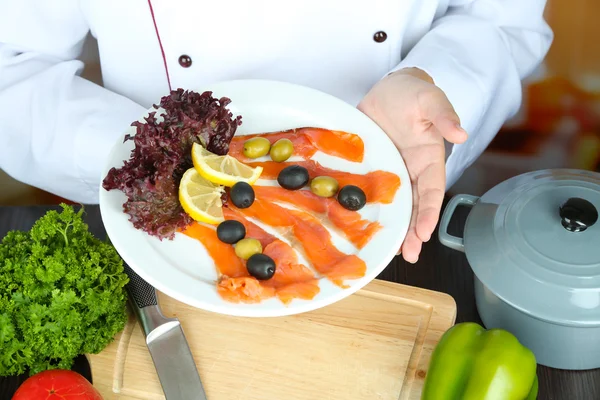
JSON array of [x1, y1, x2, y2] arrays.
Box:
[[122, 262, 208, 400]]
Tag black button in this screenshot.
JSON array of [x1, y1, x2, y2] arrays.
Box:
[[178, 55, 192, 68], [373, 31, 387, 43]]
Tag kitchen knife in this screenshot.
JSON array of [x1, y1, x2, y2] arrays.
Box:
[[123, 262, 208, 400]]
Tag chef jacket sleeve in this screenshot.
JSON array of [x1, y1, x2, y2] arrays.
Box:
[[0, 1, 146, 204], [389, 0, 553, 190]]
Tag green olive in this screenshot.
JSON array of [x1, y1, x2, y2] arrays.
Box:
[[310, 176, 339, 198], [243, 137, 271, 159], [234, 238, 263, 260], [270, 138, 294, 162]]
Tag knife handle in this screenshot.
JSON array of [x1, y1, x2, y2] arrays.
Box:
[[122, 262, 176, 337], [123, 262, 158, 308]]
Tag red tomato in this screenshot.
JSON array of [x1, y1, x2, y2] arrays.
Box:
[[12, 369, 103, 400]]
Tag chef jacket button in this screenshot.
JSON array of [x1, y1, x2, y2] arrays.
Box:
[[373, 31, 387, 43], [178, 55, 192, 68]]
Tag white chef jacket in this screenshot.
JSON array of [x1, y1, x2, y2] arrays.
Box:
[[0, 0, 552, 204]]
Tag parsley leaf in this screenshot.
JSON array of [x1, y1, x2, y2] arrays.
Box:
[[0, 204, 129, 376]]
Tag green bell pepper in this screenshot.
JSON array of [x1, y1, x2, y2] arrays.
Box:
[[421, 322, 538, 400]]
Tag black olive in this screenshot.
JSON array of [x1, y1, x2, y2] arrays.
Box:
[[277, 165, 310, 190], [337, 185, 367, 211], [216, 220, 246, 244], [230, 181, 255, 209], [246, 253, 276, 280]]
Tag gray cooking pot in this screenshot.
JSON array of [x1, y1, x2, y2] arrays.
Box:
[[439, 169, 600, 370]]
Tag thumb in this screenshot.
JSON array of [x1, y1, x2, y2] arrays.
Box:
[[433, 113, 468, 144], [422, 91, 468, 144]]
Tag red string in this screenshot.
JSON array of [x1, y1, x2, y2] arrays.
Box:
[[147, 0, 172, 91]]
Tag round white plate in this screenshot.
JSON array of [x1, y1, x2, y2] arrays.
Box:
[[99, 79, 412, 317]]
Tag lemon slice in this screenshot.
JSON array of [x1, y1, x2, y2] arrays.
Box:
[[179, 167, 225, 224], [191, 142, 263, 187]]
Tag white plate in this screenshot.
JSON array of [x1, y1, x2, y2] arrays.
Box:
[[99, 79, 412, 317]]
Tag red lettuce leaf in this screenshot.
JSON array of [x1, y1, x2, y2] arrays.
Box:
[[102, 89, 242, 240]]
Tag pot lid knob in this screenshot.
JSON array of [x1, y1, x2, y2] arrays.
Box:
[[559, 197, 598, 232]]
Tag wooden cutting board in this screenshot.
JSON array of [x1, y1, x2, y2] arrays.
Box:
[[88, 279, 456, 400]]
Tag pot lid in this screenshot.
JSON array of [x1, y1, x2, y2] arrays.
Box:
[[462, 169, 600, 326]]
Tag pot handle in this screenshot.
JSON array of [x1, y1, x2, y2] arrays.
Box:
[[438, 194, 480, 253]]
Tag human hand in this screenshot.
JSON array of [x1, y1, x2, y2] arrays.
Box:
[[357, 67, 468, 263]]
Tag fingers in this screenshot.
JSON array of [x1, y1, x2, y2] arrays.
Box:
[[399, 154, 445, 263], [401, 230, 422, 264], [433, 114, 468, 144], [421, 91, 468, 144], [416, 162, 446, 242], [399, 184, 421, 263]]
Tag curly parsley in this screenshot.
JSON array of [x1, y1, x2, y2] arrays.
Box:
[[0, 204, 129, 376]]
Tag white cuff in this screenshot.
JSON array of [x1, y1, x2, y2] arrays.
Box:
[[73, 79, 146, 204]]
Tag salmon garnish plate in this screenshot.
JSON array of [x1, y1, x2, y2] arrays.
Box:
[[99, 80, 412, 317]]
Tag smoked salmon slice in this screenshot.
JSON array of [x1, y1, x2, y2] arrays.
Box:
[[181, 222, 247, 278], [216, 277, 276, 304], [260, 240, 321, 305], [181, 223, 274, 303], [182, 212, 320, 304], [223, 208, 320, 304], [229, 127, 364, 163], [232, 199, 367, 287], [246, 160, 401, 204], [253, 186, 381, 249], [222, 207, 277, 249]]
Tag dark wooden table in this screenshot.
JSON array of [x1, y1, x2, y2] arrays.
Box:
[[1, 202, 598, 400]]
